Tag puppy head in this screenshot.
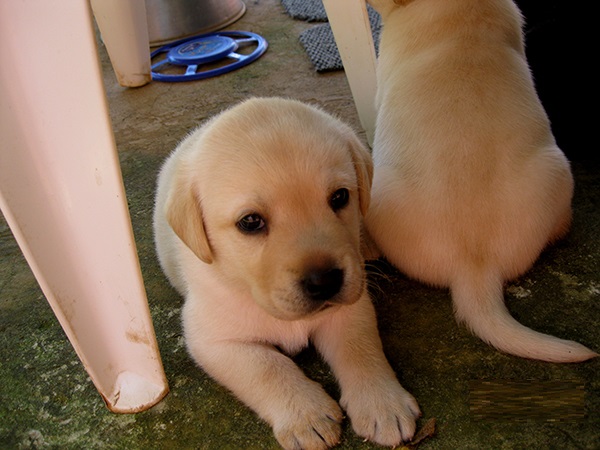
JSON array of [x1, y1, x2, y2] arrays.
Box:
[[167, 98, 373, 320]]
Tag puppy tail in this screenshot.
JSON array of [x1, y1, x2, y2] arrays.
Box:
[[450, 267, 598, 363]]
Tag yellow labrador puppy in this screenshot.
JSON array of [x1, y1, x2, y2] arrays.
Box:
[[366, 0, 597, 362], [153, 98, 420, 449]]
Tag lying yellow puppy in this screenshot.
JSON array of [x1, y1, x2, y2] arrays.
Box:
[[366, 0, 597, 362], [153, 98, 420, 449]]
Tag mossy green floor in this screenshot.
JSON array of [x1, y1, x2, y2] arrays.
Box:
[[1, 1, 598, 448]]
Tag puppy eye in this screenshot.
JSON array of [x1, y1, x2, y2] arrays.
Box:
[[329, 188, 350, 212], [237, 213, 266, 234]]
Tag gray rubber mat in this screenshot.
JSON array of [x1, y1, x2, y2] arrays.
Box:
[[297, 5, 381, 72], [281, 0, 328, 21]]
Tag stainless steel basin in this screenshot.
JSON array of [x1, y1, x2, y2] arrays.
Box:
[[146, 0, 246, 46]]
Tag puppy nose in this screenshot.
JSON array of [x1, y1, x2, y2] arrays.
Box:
[[302, 267, 344, 301]]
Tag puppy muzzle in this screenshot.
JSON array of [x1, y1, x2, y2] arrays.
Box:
[[301, 267, 344, 302]]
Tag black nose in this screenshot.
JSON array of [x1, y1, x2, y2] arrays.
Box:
[[302, 267, 344, 301]]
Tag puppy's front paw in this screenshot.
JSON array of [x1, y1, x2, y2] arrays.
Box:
[[342, 380, 420, 446], [273, 388, 343, 450]]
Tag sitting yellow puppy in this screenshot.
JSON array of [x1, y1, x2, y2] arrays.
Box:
[[366, 0, 597, 362], [153, 98, 420, 449]]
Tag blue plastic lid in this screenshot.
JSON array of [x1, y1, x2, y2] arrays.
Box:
[[166, 35, 238, 66], [151, 31, 268, 82]]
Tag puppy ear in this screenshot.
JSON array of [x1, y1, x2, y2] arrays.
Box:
[[165, 173, 213, 264], [347, 135, 374, 217]]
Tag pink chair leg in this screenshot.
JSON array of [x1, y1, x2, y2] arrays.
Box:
[[90, 0, 152, 88], [0, 0, 168, 412], [323, 0, 378, 146]]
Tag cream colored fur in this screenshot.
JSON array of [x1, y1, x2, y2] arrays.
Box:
[[366, 0, 597, 362], [153, 98, 420, 449]]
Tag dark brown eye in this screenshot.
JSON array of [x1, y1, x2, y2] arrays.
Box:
[[330, 188, 349, 212], [237, 213, 266, 234]]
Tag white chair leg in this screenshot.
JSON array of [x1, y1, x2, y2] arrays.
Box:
[[323, 0, 378, 146], [90, 0, 152, 88], [0, 0, 167, 412]]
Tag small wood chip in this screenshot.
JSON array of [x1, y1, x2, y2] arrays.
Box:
[[397, 418, 436, 449]]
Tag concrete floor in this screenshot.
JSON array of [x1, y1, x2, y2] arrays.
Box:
[[1, 0, 598, 449]]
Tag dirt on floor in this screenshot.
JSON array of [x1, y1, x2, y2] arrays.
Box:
[[1, 1, 598, 449], [103, 0, 367, 157]]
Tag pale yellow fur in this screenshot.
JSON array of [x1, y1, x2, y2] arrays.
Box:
[[153, 98, 421, 449], [366, 0, 597, 362]]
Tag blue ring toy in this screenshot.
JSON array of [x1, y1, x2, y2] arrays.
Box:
[[151, 31, 268, 82]]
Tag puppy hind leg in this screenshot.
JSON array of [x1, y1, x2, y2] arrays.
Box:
[[548, 206, 573, 244], [450, 267, 598, 363]]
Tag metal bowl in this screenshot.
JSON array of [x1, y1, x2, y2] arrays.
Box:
[[146, 0, 246, 46]]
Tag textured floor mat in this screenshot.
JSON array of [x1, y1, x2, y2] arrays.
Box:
[[294, 3, 381, 72], [281, 0, 328, 21]]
